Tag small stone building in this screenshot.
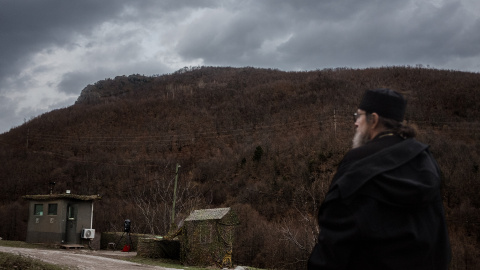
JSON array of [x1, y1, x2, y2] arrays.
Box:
[[181, 207, 238, 267], [23, 193, 100, 245]]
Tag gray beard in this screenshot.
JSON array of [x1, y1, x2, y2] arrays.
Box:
[[352, 129, 370, 149]]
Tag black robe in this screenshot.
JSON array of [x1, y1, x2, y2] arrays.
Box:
[[308, 134, 451, 270]]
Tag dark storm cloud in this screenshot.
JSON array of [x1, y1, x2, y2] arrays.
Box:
[[0, 0, 122, 90], [174, 0, 400, 68], [174, 0, 480, 70]]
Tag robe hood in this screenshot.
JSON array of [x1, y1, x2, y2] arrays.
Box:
[[327, 139, 441, 207]]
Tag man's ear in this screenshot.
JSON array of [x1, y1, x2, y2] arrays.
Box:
[[370, 113, 380, 129]]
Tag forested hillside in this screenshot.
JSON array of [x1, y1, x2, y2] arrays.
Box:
[[0, 66, 479, 269]]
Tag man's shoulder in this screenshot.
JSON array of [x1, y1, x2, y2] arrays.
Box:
[[329, 138, 431, 201]]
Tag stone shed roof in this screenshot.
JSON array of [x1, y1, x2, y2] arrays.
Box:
[[22, 194, 101, 201], [184, 207, 231, 221]]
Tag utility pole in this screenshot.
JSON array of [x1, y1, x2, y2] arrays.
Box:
[[170, 163, 181, 231], [334, 109, 337, 135]]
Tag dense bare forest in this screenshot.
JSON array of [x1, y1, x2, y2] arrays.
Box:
[[0, 66, 479, 269]]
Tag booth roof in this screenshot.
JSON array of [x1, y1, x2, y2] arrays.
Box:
[[22, 194, 101, 201], [184, 207, 231, 221]]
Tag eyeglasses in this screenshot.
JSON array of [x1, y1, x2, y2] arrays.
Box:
[[353, 112, 366, 122]]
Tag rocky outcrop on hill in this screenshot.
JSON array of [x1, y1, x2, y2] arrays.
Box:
[[75, 74, 154, 105]]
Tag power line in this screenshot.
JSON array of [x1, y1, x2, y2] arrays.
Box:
[[7, 111, 479, 170], [28, 118, 480, 147], [28, 118, 329, 146]]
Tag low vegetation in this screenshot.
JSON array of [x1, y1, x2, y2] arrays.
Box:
[[0, 252, 69, 270]]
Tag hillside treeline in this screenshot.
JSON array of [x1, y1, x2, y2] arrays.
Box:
[[0, 66, 479, 269]]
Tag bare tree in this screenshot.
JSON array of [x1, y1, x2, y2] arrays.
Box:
[[278, 177, 329, 266], [125, 166, 205, 235]]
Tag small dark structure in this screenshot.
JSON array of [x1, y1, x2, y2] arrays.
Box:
[[181, 207, 238, 267], [23, 193, 100, 246], [137, 237, 180, 259]]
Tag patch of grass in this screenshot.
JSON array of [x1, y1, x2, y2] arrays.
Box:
[[0, 252, 72, 270], [125, 256, 210, 270]]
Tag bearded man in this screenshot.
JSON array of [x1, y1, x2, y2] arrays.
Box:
[[308, 89, 451, 269]]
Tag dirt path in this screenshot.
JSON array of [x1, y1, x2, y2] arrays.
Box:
[[0, 246, 183, 270]]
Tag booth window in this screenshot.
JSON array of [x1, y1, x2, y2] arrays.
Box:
[[34, 204, 43, 216], [48, 204, 58, 215], [67, 205, 75, 220]]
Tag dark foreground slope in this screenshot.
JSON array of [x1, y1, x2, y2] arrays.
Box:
[[1, 66, 479, 269]]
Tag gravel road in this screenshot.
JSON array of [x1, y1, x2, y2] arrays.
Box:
[[0, 246, 183, 270]]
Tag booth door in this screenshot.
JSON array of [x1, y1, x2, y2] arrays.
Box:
[[65, 204, 78, 244]]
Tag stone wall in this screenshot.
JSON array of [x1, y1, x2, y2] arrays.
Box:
[[137, 237, 180, 259]]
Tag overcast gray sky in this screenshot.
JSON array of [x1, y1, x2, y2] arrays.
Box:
[[1, 0, 479, 134]]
